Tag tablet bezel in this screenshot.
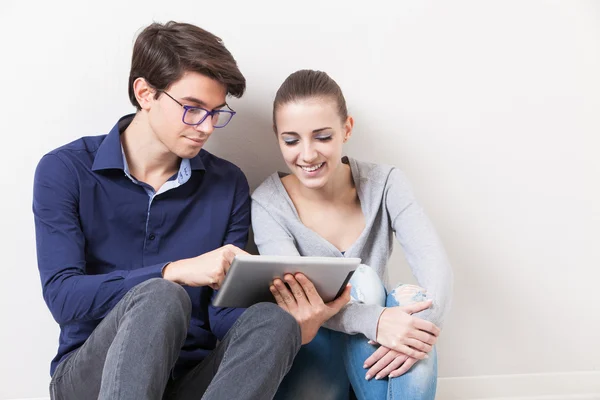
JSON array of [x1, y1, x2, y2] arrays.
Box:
[[212, 255, 360, 308]]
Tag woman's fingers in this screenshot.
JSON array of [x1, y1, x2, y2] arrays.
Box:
[[283, 274, 310, 307], [413, 318, 441, 337], [294, 273, 324, 306], [365, 350, 398, 380], [411, 329, 437, 346], [398, 300, 432, 315], [273, 278, 297, 310], [389, 357, 419, 378], [405, 338, 432, 353], [363, 343, 390, 368], [270, 284, 289, 312], [392, 343, 428, 360], [374, 353, 409, 379]]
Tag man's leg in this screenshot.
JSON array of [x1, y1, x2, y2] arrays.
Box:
[[49, 278, 191, 400], [165, 302, 301, 400]]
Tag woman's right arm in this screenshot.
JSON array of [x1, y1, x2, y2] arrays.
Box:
[[251, 199, 301, 256], [253, 197, 387, 340]]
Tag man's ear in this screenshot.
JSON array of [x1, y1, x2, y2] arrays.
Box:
[[343, 116, 354, 143], [133, 78, 156, 111]]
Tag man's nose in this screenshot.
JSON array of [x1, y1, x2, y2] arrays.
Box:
[[194, 115, 215, 134]]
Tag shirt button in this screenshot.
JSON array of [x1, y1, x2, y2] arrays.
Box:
[[149, 234, 156, 241]]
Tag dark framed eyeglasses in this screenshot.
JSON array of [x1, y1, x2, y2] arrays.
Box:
[[160, 91, 236, 128]]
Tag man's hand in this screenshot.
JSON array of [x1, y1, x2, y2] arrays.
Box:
[[162, 244, 248, 289], [363, 341, 419, 380], [270, 273, 350, 344], [375, 301, 440, 360]]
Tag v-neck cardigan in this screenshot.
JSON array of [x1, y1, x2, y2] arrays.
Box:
[[251, 157, 453, 341]]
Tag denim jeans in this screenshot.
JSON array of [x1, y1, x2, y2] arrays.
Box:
[[277, 265, 437, 400], [49, 278, 301, 400]]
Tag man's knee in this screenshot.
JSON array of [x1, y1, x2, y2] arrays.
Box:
[[242, 303, 301, 347], [133, 278, 192, 325]]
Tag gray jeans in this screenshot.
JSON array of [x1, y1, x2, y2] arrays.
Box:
[[49, 278, 301, 400]]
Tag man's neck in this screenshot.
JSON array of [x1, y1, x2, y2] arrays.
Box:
[[121, 113, 180, 190]]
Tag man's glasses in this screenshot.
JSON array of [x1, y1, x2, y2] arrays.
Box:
[[160, 91, 236, 128]]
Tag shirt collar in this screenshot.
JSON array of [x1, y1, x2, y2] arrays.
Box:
[[92, 114, 206, 172]]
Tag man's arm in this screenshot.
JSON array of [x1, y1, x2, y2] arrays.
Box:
[[208, 169, 251, 340], [33, 154, 165, 325]]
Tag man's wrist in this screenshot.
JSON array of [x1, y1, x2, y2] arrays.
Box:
[[162, 260, 182, 283]]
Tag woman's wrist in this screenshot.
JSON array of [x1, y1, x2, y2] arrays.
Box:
[[375, 307, 388, 342]]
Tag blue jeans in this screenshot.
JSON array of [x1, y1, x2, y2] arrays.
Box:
[[276, 265, 437, 400]]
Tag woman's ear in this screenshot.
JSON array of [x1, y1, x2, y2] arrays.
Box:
[[133, 78, 156, 111], [343, 116, 354, 143]]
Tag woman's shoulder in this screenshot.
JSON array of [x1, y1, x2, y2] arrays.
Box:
[[252, 172, 286, 204], [347, 157, 398, 185]]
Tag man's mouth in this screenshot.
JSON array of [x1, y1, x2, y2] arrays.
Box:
[[186, 136, 205, 144]]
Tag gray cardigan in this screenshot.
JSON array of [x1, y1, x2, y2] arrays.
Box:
[[251, 157, 453, 341]]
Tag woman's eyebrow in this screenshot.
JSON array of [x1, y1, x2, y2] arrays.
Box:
[[280, 127, 332, 136]]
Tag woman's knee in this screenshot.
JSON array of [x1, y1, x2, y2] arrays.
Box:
[[349, 265, 386, 306], [391, 346, 438, 395], [388, 283, 430, 307]]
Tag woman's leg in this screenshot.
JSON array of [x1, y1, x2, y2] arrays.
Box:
[[386, 285, 438, 400], [275, 327, 350, 400], [343, 265, 389, 399]]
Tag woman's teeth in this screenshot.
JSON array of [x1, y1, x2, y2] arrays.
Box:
[[300, 163, 324, 172]]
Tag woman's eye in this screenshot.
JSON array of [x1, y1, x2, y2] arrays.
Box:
[[283, 139, 299, 146], [316, 136, 333, 142]]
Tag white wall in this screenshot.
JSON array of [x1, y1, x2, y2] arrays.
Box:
[[1, 1, 599, 399]]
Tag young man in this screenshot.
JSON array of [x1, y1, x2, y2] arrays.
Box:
[[33, 22, 349, 400]]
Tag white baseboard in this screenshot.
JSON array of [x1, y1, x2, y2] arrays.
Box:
[[9, 371, 600, 400], [437, 371, 600, 400]]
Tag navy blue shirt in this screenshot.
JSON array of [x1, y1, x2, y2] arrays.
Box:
[[33, 115, 248, 377]]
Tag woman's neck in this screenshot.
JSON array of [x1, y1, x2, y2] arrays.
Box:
[[291, 161, 356, 205]]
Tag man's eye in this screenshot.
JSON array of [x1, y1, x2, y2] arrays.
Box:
[[187, 108, 203, 115]]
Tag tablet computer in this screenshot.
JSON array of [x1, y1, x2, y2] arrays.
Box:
[[212, 255, 360, 308]]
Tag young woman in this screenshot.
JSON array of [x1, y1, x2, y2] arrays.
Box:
[[254, 70, 453, 400]]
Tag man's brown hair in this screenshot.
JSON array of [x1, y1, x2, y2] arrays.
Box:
[[128, 21, 246, 109]]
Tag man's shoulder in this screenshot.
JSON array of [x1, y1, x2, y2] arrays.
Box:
[[199, 149, 247, 181], [42, 135, 108, 166], [34, 135, 110, 195]]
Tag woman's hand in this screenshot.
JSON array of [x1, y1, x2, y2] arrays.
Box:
[[363, 341, 420, 380], [375, 301, 440, 359], [270, 273, 351, 344]]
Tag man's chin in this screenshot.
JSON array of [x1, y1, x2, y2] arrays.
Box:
[[176, 147, 203, 159]]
